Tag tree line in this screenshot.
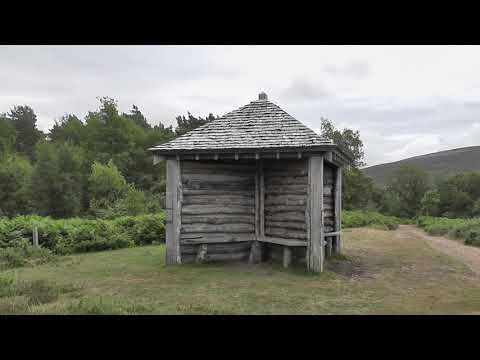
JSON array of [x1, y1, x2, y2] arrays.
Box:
[[0, 97, 217, 219]]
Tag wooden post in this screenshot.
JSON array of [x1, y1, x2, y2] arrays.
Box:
[[333, 166, 342, 255], [306, 156, 324, 272], [325, 237, 332, 258], [166, 158, 182, 265], [283, 247, 292, 268], [196, 244, 208, 263], [250, 160, 263, 264], [33, 227, 39, 247]]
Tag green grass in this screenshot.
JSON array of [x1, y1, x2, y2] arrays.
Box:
[[2, 226, 480, 314], [342, 210, 409, 230]]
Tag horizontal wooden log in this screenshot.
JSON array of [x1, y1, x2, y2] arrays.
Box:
[[183, 189, 254, 196], [264, 205, 306, 213], [183, 195, 255, 206], [265, 195, 306, 206], [323, 225, 334, 233], [181, 223, 254, 233], [182, 205, 254, 215], [183, 179, 254, 191], [264, 177, 308, 186], [265, 212, 305, 222], [182, 214, 254, 225], [181, 242, 252, 255], [182, 174, 253, 183], [323, 186, 333, 196], [264, 170, 308, 177], [265, 227, 306, 240], [265, 221, 306, 230], [182, 161, 256, 174], [180, 233, 255, 244], [265, 185, 308, 195], [323, 209, 334, 218], [323, 202, 334, 210], [259, 236, 308, 247], [204, 251, 250, 262], [324, 218, 335, 226], [263, 160, 307, 171]]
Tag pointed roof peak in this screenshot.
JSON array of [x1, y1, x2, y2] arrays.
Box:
[[149, 96, 337, 154]]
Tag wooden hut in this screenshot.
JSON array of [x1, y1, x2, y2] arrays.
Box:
[[149, 92, 350, 272]]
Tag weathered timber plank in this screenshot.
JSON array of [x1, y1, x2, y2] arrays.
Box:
[[265, 221, 306, 231], [265, 227, 306, 240], [182, 215, 254, 225], [263, 160, 307, 171], [181, 205, 254, 215], [264, 195, 306, 206], [183, 196, 255, 206], [181, 161, 256, 174], [181, 223, 254, 233], [183, 189, 254, 196], [196, 244, 208, 263], [283, 247, 292, 268], [333, 166, 342, 254], [259, 236, 308, 247], [265, 185, 308, 195], [166, 159, 182, 265], [265, 212, 305, 222], [182, 174, 253, 183], [307, 156, 324, 273], [264, 205, 306, 213], [264, 177, 308, 186], [181, 242, 252, 255], [180, 233, 255, 244], [183, 179, 254, 191], [204, 251, 250, 262]]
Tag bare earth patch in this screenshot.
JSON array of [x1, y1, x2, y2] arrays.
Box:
[[400, 225, 480, 276]]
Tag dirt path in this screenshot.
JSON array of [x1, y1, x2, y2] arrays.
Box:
[[399, 225, 480, 276]]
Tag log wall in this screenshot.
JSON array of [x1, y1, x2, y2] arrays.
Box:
[[179, 160, 256, 262], [323, 162, 336, 234], [263, 159, 309, 264]]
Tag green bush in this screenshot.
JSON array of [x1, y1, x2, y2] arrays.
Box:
[[342, 210, 403, 230], [417, 216, 480, 247], [0, 212, 166, 257]]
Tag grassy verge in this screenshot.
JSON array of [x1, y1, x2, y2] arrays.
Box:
[[417, 216, 480, 247], [1, 227, 480, 314]]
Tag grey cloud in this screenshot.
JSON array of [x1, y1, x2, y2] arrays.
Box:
[[323, 61, 370, 78], [281, 78, 330, 102]]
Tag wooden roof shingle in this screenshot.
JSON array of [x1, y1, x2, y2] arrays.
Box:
[[149, 93, 339, 155]]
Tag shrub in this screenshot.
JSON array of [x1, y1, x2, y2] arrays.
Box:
[[417, 216, 480, 247], [342, 210, 402, 230], [0, 212, 166, 259]]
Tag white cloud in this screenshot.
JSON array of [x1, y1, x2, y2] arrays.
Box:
[[2, 45, 480, 165]]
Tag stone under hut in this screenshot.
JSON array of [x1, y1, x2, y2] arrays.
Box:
[[149, 92, 350, 272]]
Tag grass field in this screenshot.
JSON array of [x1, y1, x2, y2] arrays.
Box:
[[2, 227, 480, 314]]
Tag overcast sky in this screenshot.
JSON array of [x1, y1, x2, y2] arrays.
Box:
[[2, 45, 480, 167]]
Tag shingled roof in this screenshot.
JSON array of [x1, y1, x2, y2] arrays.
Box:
[[149, 93, 336, 154]]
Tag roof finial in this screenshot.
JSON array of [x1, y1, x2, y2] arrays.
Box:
[[258, 92, 268, 101]]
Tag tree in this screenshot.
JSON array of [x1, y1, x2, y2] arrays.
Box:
[[343, 167, 375, 210], [32, 142, 85, 218], [49, 114, 85, 145], [7, 105, 44, 159], [386, 165, 429, 218], [123, 105, 151, 129], [421, 189, 440, 217], [0, 115, 16, 155], [0, 154, 33, 217], [320, 118, 365, 167], [175, 112, 216, 136], [88, 160, 128, 211]]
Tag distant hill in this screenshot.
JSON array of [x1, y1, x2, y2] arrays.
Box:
[[362, 146, 480, 187]]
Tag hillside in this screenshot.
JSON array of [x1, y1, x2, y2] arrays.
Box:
[[362, 146, 480, 187]]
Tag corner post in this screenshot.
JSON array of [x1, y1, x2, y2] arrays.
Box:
[[333, 166, 342, 255], [307, 155, 324, 272], [250, 159, 264, 264], [166, 158, 182, 265]]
